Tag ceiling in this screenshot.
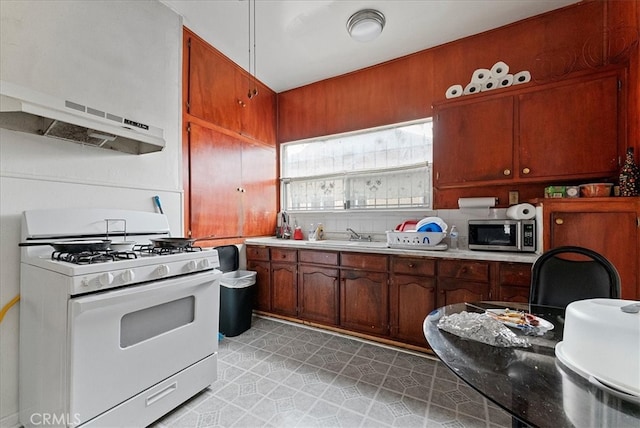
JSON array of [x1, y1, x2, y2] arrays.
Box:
[[161, 0, 578, 93]]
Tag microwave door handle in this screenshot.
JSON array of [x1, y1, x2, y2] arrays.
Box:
[[515, 224, 523, 250]]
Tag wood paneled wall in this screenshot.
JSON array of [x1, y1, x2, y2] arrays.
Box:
[[277, 0, 638, 155]]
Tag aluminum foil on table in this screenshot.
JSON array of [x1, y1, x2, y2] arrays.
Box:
[[438, 311, 530, 348]]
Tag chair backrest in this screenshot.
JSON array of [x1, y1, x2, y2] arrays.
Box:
[[530, 246, 621, 308]]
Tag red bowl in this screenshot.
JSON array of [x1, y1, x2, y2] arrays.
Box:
[[580, 183, 612, 197]]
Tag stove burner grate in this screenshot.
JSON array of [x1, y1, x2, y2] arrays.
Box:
[[51, 250, 137, 264], [134, 244, 203, 255]]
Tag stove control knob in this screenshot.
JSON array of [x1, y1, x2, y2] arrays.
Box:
[[156, 264, 170, 277], [120, 269, 135, 283], [99, 272, 114, 287], [199, 258, 210, 269], [81, 278, 90, 287], [186, 260, 198, 272]]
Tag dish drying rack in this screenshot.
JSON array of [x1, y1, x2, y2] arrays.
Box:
[[386, 231, 448, 250]]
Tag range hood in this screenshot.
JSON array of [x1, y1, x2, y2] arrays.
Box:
[[0, 80, 165, 154]]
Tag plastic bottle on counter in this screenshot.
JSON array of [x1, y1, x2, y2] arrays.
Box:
[[449, 225, 458, 250]]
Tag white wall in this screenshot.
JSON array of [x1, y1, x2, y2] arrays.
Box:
[[0, 1, 183, 425]]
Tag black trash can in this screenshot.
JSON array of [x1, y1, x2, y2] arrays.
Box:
[[215, 245, 257, 337]]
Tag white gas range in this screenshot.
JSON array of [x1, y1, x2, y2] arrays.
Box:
[[19, 208, 221, 428]]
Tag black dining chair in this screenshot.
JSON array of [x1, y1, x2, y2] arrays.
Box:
[[529, 246, 621, 308]]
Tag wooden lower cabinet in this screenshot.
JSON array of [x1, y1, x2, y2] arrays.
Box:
[[496, 262, 532, 303], [437, 259, 491, 307], [248, 259, 271, 311], [437, 277, 490, 307], [298, 265, 339, 325], [298, 249, 340, 325], [247, 244, 535, 349], [270, 248, 298, 317], [340, 269, 389, 336], [246, 246, 270, 311], [389, 256, 437, 347], [540, 198, 640, 300]]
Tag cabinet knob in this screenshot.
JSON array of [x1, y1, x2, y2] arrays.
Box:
[[503, 169, 511, 176], [408, 263, 415, 268], [522, 167, 531, 174], [555, 218, 564, 225]]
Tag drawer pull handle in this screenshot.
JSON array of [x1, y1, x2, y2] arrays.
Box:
[[555, 218, 564, 225], [146, 382, 177, 407]]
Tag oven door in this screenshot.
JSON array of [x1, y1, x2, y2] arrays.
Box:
[[68, 270, 220, 425]]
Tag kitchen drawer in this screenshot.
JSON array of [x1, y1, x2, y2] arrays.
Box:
[[299, 250, 338, 266], [271, 248, 297, 263], [246, 245, 269, 261], [391, 256, 436, 277], [499, 263, 532, 287], [341, 252, 388, 272], [438, 259, 489, 282]]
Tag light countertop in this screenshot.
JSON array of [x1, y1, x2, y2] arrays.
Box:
[[244, 237, 540, 263]]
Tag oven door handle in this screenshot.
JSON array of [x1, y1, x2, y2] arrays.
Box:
[[71, 272, 218, 314]]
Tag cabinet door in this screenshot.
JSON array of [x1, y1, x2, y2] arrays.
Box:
[[247, 259, 271, 311], [271, 262, 297, 316], [434, 96, 514, 186], [241, 78, 277, 144], [189, 123, 241, 239], [437, 278, 490, 307], [188, 36, 242, 131], [241, 140, 277, 237], [518, 74, 619, 180], [298, 265, 339, 325], [389, 274, 435, 347], [549, 210, 638, 300], [496, 262, 531, 303], [340, 270, 389, 335]]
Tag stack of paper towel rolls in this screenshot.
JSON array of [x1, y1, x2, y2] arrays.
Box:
[[445, 61, 531, 99]]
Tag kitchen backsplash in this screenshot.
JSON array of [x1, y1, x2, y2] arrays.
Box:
[[286, 208, 510, 250]]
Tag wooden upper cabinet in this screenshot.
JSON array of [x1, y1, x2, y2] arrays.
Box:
[[240, 78, 277, 144], [433, 68, 625, 190], [434, 96, 514, 186], [518, 73, 620, 180], [188, 35, 242, 132], [186, 31, 276, 144]]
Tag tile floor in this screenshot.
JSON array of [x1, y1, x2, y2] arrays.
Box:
[[153, 317, 511, 428]]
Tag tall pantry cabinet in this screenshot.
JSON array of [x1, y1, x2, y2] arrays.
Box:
[[182, 28, 277, 239]]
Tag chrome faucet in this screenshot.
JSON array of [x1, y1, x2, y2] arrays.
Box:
[[347, 228, 372, 241]]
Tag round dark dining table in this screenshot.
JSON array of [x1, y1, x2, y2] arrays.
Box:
[[423, 301, 640, 428]]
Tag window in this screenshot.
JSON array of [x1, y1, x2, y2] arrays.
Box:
[[281, 119, 433, 211]]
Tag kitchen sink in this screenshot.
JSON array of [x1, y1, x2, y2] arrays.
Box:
[[304, 240, 388, 249]]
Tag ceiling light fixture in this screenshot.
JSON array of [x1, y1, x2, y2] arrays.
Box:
[[346, 9, 386, 42]]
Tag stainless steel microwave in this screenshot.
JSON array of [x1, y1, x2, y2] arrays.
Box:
[[468, 219, 536, 252]]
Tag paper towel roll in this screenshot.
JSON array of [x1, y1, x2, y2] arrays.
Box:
[[471, 68, 491, 84], [482, 77, 499, 91], [498, 74, 514, 88], [458, 197, 497, 208], [513, 71, 531, 85], [463, 82, 482, 95], [506, 203, 536, 220], [445, 84, 463, 99], [491, 61, 509, 79]]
